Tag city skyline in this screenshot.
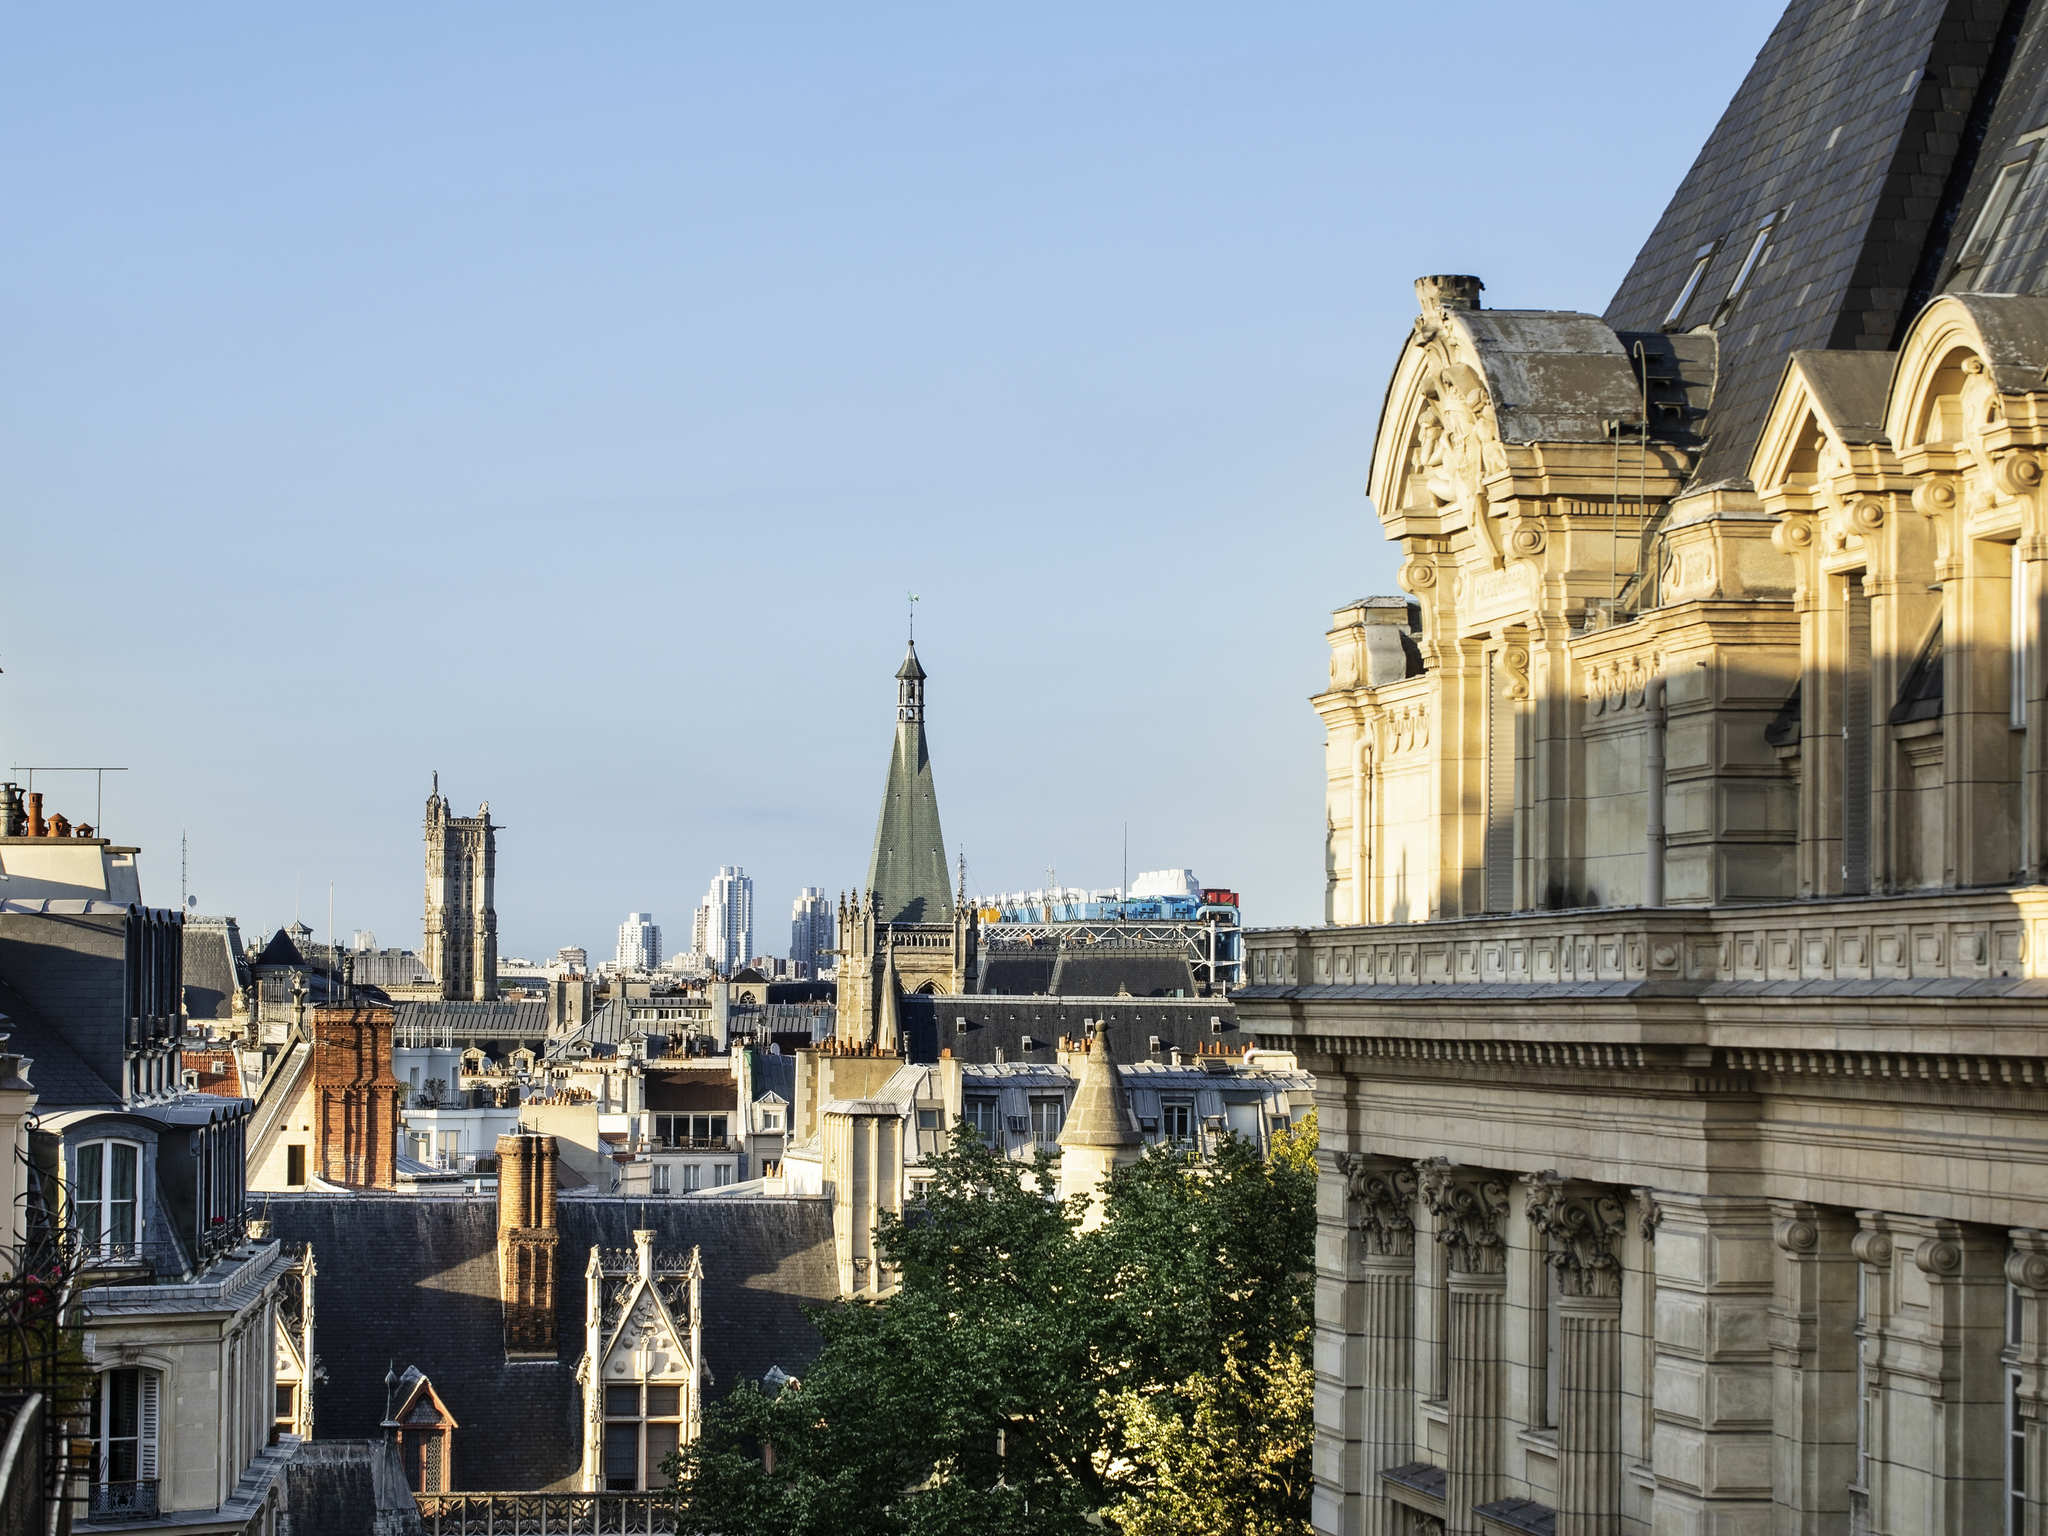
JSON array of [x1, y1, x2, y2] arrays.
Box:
[[1, 3, 1784, 958]]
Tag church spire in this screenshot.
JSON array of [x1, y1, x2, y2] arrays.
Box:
[[867, 639, 952, 926]]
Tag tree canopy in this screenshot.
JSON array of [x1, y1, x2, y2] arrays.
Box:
[[668, 1113, 1316, 1536]]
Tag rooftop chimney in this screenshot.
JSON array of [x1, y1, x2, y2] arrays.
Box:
[[497, 1132, 560, 1357], [1415, 274, 1484, 312]]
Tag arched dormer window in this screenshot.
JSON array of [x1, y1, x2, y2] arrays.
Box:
[[73, 1138, 142, 1259]]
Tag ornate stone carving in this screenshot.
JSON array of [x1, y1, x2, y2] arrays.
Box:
[[1418, 1158, 1510, 1275], [2006, 1239, 2048, 1294], [1851, 1227, 1892, 1269], [1524, 1171, 1626, 1299], [1774, 1213, 1820, 1254], [1398, 555, 1438, 592], [1337, 1154, 1419, 1259], [1502, 645, 1530, 702], [1635, 1188, 1663, 1242], [1913, 1234, 1962, 1277]]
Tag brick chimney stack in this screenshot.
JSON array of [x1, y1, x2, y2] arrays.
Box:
[[311, 1004, 403, 1188], [496, 1132, 560, 1356]]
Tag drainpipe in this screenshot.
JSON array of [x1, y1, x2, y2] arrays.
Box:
[[1645, 678, 1667, 907]]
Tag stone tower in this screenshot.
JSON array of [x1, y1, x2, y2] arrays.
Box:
[[1056, 1026, 1144, 1229], [837, 641, 976, 1047], [423, 774, 498, 1001]]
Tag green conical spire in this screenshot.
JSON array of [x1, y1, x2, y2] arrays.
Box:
[[866, 641, 954, 925]]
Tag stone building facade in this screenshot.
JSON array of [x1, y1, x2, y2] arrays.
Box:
[[423, 777, 498, 1002], [1237, 2, 2048, 1534]]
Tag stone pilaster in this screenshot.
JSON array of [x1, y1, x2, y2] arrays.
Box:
[[1526, 1173, 1626, 1536], [1768, 1202, 1857, 1535], [1420, 1160, 1509, 1536], [1866, 1215, 2005, 1534], [1645, 1195, 1774, 1536], [1331, 1154, 1420, 1536], [2007, 1232, 2048, 1536]]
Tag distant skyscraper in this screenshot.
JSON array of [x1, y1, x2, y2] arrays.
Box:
[[700, 867, 754, 975], [423, 775, 498, 1001], [350, 928, 377, 952], [691, 904, 709, 958], [615, 913, 661, 972], [556, 946, 589, 973], [790, 887, 834, 978]]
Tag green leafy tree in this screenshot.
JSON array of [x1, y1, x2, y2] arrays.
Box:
[[667, 1112, 1318, 1535]]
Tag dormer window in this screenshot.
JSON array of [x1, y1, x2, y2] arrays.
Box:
[[1663, 240, 1719, 328], [1719, 210, 1782, 316], [75, 1139, 141, 1257]]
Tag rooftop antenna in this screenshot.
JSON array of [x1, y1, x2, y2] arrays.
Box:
[[9, 766, 128, 831], [181, 831, 188, 913], [1122, 820, 1129, 899], [907, 590, 919, 644]]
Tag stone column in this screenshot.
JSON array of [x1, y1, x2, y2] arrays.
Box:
[[1525, 1173, 1626, 1536], [2008, 1231, 2048, 1536], [1331, 1154, 1420, 1536], [1420, 1160, 1509, 1536], [1869, 1215, 2005, 1533], [1767, 1202, 1857, 1536], [1646, 1195, 1774, 1536]]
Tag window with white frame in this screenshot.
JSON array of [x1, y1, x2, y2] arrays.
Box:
[[1028, 1096, 1064, 1145], [651, 1164, 670, 1195], [1161, 1100, 1195, 1145], [89, 1367, 159, 1491], [603, 1382, 684, 1490], [73, 1140, 141, 1257], [963, 1096, 1000, 1139]]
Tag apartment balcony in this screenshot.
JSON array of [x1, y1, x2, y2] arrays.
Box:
[[86, 1479, 159, 1521]]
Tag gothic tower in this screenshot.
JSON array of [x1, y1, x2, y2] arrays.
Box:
[[837, 642, 975, 1047], [423, 774, 499, 1002]]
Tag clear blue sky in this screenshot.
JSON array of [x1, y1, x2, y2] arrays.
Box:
[[1, 2, 1783, 959]]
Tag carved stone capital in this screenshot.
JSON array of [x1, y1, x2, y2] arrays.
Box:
[[1336, 1153, 1419, 1259], [1774, 1208, 1820, 1255], [1913, 1234, 1963, 1278], [2007, 1231, 2048, 1294], [1418, 1158, 1509, 1276], [1851, 1226, 1892, 1269], [1524, 1171, 1626, 1299]]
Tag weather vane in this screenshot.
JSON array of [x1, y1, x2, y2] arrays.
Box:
[[908, 590, 919, 642]]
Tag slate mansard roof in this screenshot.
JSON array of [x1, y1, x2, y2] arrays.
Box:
[[1604, 0, 2039, 491], [898, 992, 1239, 1067], [257, 1195, 837, 1491]]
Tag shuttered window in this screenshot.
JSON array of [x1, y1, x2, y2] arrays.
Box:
[[1843, 582, 1871, 894], [1484, 652, 1515, 912]]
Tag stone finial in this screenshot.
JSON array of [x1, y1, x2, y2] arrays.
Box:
[[1416, 274, 1484, 313], [1418, 1158, 1510, 1275], [1524, 1171, 1626, 1299]]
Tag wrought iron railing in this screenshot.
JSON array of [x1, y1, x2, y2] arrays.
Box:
[[0, 1141, 87, 1523], [413, 1491, 673, 1534], [87, 1478, 160, 1520]]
